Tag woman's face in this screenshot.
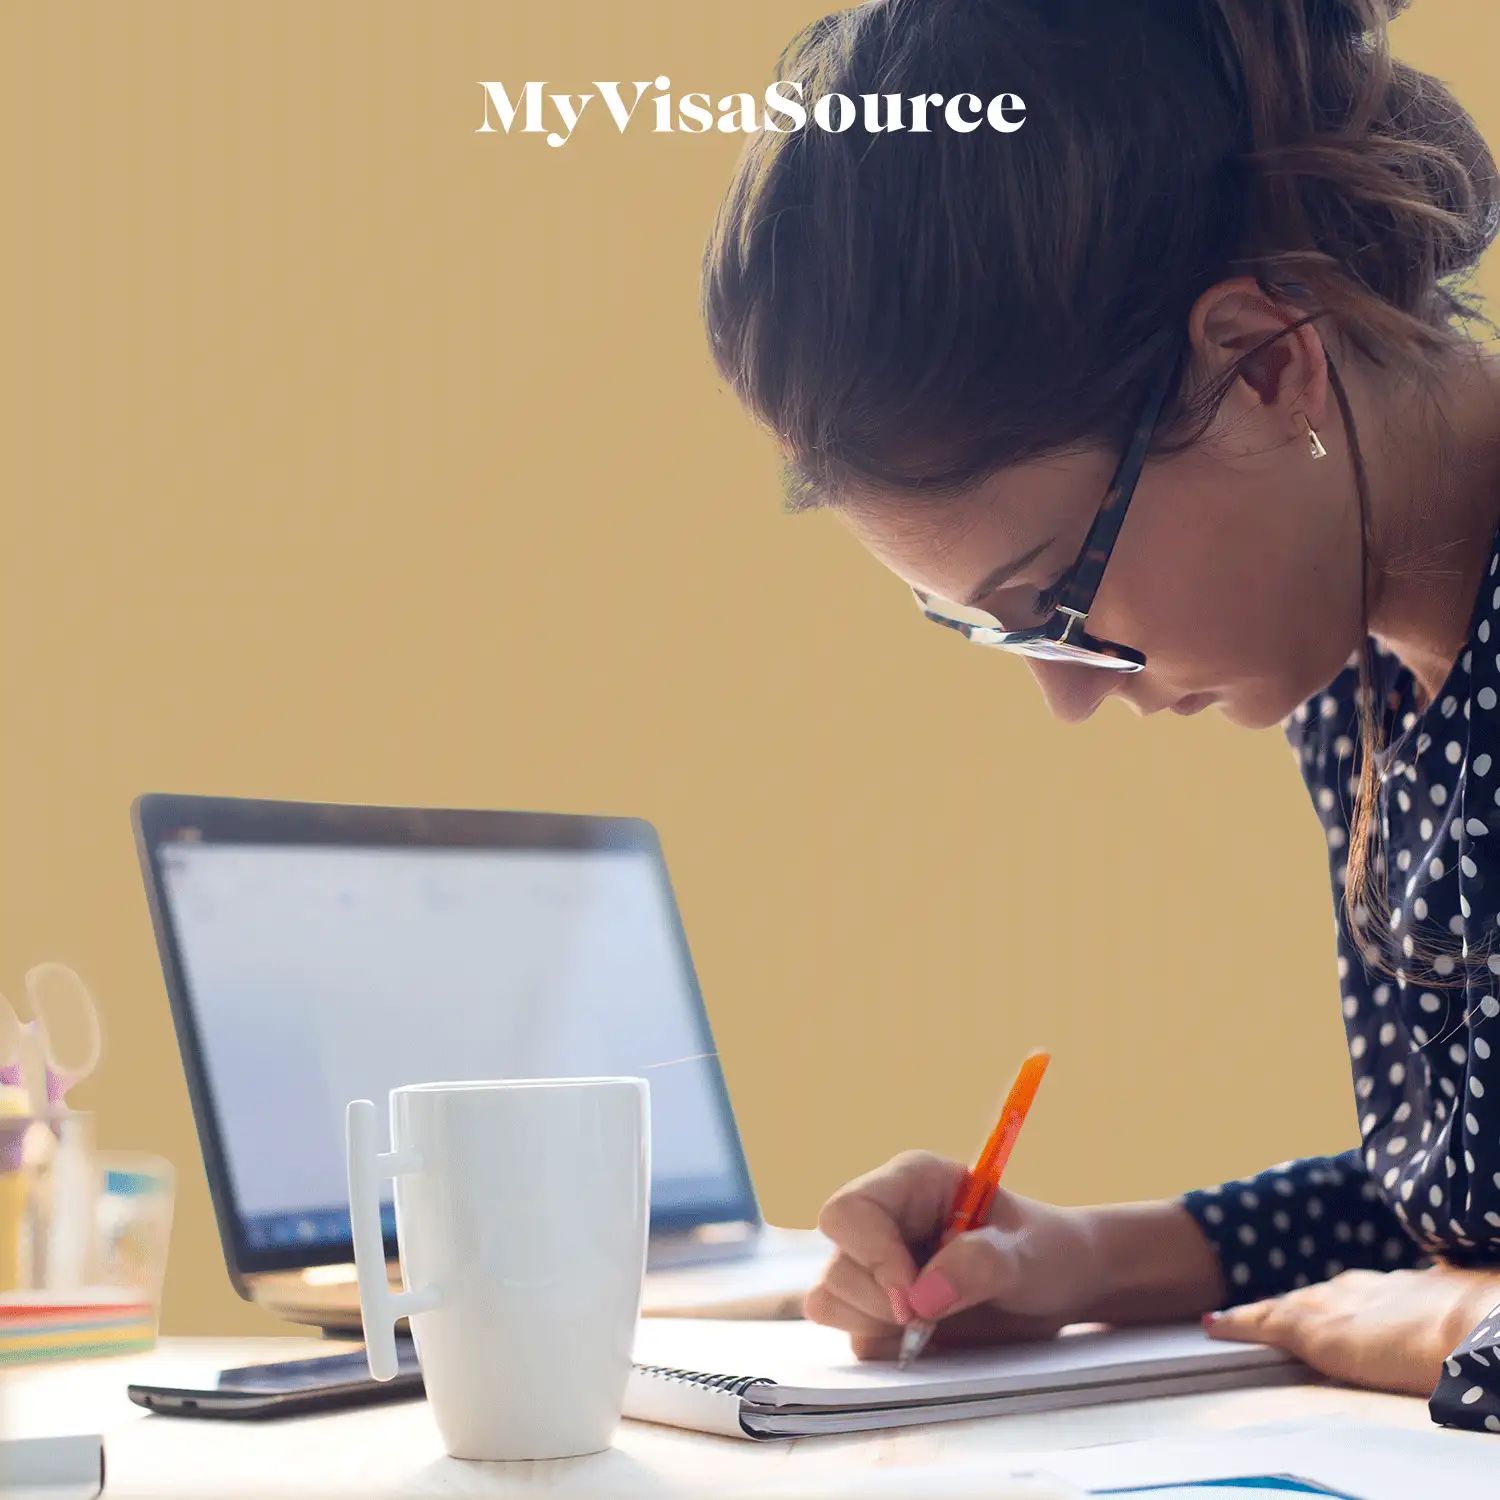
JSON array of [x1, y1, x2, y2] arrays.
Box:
[[838, 404, 1365, 731]]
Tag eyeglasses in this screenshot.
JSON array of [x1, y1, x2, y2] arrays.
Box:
[[911, 346, 1183, 673]]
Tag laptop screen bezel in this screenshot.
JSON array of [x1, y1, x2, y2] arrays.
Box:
[[132, 793, 763, 1288]]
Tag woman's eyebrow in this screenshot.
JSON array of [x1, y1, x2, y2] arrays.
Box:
[[963, 535, 1057, 606]]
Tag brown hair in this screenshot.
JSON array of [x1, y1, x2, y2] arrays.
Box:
[[702, 0, 1500, 983]]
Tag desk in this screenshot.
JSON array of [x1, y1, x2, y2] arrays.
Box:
[[2, 1335, 1438, 1499]]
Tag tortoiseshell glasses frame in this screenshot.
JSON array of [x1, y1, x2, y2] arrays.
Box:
[[911, 347, 1184, 673]]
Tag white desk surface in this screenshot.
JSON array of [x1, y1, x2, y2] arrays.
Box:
[[1, 1334, 1439, 1499]]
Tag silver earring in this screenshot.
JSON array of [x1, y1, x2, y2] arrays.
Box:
[[1299, 413, 1328, 460]]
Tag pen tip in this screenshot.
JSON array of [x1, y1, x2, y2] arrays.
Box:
[[896, 1321, 928, 1368]]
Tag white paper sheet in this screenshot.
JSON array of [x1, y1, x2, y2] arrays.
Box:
[[1039, 1420, 1497, 1499], [746, 1420, 1495, 1500], [752, 1467, 1087, 1499]]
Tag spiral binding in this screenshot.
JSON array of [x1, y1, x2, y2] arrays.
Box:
[[633, 1363, 775, 1398]]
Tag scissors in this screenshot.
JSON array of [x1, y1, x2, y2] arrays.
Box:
[[0, 963, 103, 1116]]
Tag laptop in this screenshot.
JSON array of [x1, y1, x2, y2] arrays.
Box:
[[132, 794, 831, 1332]]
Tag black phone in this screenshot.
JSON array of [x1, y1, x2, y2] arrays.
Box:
[[127, 1340, 423, 1418]]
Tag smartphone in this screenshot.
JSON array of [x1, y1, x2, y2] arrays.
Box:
[[127, 1340, 423, 1418]]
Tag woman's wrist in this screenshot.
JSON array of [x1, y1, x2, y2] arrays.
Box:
[[1447, 1267, 1500, 1353], [1071, 1200, 1226, 1326]]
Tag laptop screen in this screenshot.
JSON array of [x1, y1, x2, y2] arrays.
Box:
[[137, 802, 759, 1272]]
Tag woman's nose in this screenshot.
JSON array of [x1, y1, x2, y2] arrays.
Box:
[[1023, 658, 1120, 723]]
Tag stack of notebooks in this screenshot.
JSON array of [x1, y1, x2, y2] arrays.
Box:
[[624, 1318, 1306, 1439], [0, 1288, 155, 1365]]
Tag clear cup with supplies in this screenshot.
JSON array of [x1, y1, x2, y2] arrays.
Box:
[[345, 1077, 650, 1461], [95, 1151, 175, 1313]]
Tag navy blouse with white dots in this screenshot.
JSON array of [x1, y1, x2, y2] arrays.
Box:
[[1180, 519, 1500, 1432]]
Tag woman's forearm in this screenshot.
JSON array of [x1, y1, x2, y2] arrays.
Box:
[[1072, 1200, 1226, 1325]]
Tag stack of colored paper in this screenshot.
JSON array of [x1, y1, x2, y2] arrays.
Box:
[[0, 1288, 155, 1364]]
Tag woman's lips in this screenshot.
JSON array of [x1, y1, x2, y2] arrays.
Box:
[[1171, 692, 1217, 716]]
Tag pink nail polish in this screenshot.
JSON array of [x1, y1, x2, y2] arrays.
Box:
[[909, 1271, 957, 1321], [886, 1286, 914, 1326], [1202, 1310, 1222, 1328]]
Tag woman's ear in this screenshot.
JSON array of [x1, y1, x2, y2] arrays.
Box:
[[1189, 276, 1331, 449]]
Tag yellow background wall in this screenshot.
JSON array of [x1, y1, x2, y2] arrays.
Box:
[[3, 5, 1496, 1336]]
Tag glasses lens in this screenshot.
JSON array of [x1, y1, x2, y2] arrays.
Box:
[[913, 591, 1141, 672], [1008, 636, 1140, 671], [916, 591, 1044, 633]]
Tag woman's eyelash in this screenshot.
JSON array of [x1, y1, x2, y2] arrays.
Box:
[[1032, 570, 1070, 612], [976, 565, 1071, 618]]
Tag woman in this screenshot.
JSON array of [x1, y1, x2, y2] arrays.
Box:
[[701, 0, 1500, 1431]]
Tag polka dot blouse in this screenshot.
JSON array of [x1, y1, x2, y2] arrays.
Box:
[[1181, 521, 1500, 1434]]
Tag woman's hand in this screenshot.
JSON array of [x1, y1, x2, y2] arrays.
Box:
[[805, 1150, 1225, 1360], [1205, 1264, 1500, 1396]]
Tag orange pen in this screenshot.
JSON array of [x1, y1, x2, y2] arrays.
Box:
[[897, 1048, 1051, 1368]]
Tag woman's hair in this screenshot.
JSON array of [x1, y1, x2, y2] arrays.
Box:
[[702, 0, 1500, 985]]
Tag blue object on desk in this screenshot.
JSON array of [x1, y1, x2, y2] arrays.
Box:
[[1094, 1479, 1360, 1497], [106, 1168, 158, 1196]]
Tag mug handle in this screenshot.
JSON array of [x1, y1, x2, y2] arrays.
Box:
[[345, 1099, 441, 1380]]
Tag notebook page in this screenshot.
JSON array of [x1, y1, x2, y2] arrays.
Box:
[[630, 1318, 1298, 1411]]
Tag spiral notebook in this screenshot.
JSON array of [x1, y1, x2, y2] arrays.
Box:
[[624, 1319, 1305, 1440]]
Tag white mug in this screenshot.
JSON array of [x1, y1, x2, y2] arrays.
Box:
[[345, 1077, 650, 1461]]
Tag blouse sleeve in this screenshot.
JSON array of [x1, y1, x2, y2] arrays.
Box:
[[1431, 1298, 1500, 1433], [1179, 1149, 1424, 1306]]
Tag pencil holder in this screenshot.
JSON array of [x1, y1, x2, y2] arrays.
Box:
[[0, 1107, 98, 1294]]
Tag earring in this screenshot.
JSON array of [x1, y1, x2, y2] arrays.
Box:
[[1299, 413, 1328, 461]]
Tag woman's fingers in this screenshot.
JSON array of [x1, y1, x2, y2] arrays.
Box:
[[822, 1250, 912, 1326], [1205, 1296, 1302, 1353], [817, 1152, 967, 1289], [808, 1250, 1069, 1354], [850, 1329, 903, 1362], [906, 1224, 1029, 1321], [816, 1191, 918, 1298], [927, 1301, 1067, 1349], [842, 1299, 1066, 1362], [812, 1153, 1093, 1359], [803, 1280, 896, 1340]]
